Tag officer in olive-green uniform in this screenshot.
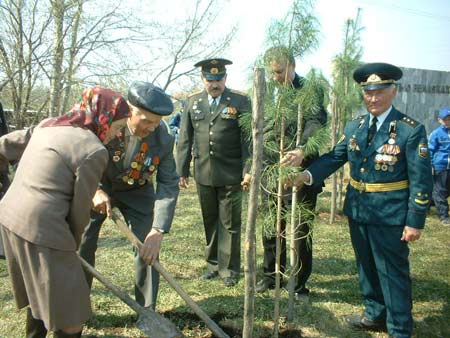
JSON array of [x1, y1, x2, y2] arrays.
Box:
[[288, 63, 432, 338], [176, 58, 251, 287]]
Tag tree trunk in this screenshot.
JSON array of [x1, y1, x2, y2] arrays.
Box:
[[273, 98, 286, 338], [287, 103, 303, 320], [49, 0, 65, 117], [329, 93, 338, 223], [242, 68, 265, 338]]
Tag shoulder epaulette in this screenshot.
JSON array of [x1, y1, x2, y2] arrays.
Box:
[[399, 116, 419, 128], [229, 88, 249, 97], [188, 89, 203, 98], [352, 114, 366, 121]]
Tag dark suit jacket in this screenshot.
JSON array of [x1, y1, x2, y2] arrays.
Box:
[[176, 87, 251, 186], [101, 121, 179, 233], [308, 107, 432, 228]]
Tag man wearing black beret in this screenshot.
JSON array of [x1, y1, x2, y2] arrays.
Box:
[[176, 58, 251, 287], [286, 62, 432, 338], [79, 81, 179, 310]]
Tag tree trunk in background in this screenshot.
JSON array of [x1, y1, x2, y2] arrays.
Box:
[[242, 68, 265, 338], [49, 0, 65, 117]]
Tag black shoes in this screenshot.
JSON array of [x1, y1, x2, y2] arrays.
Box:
[[223, 277, 238, 287], [201, 271, 218, 280], [345, 314, 387, 332]]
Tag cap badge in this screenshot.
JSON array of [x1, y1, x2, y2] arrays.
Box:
[[210, 67, 219, 74], [211, 59, 219, 64], [367, 73, 382, 83]]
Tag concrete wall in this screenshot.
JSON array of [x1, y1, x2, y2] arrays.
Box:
[[394, 67, 450, 135]]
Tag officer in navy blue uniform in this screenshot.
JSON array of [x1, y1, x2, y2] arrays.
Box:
[[286, 63, 432, 338]]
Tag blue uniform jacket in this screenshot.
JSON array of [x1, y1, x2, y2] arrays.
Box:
[[308, 107, 432, 229], [428, 125, 450, 170]]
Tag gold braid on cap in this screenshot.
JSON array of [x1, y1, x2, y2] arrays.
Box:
[[361, 73, 395, 86]]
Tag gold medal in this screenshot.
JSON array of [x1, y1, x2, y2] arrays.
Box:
[[375, 163, 381, 170], [127, 178, 134, 185], [137, 164, 142, 171], [122, 175, 128, 183], [149, 165, 155, 172], [131, 162, 138, 169], [113, 155, 120, 162]]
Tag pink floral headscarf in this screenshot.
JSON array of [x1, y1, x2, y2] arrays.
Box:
[[42, 86, 130, 142]]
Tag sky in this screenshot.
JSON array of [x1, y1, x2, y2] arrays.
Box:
[[218, 0, 450, 91]]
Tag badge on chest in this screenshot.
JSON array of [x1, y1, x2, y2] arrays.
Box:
[[374, 121, 401, 172]]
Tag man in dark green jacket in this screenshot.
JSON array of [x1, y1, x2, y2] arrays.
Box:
[[176, 58, 251, 287], [287, 63, 432, 338]]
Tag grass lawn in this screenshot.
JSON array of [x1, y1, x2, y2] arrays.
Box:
[[0, 181, 449, 337]]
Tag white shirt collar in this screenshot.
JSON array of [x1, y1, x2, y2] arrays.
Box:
[[208, 95, 221, 105], [370, 105, 392, 130]]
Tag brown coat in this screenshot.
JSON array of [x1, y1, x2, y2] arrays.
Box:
[[0, 125, 108, 330], [0, 125, 108, 250]]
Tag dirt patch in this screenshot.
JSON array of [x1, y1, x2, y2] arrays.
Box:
[[163, 311, 304, 337]]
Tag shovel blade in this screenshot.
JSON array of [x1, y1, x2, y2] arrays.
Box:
[[137, 312, 184, 338]]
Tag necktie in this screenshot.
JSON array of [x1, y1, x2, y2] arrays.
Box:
[[210, 98, 218, 113], [367, 116, 378, 144]]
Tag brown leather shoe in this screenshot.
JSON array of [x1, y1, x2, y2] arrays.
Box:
[[345, 314, 387, 332]]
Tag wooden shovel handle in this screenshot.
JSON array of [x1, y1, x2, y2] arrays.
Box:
[[111, 210, 230, 338]]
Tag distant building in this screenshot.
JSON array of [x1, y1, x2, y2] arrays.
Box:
[[394, 67, 450, 135]]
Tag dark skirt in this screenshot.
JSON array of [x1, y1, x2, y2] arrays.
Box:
[[1, 225, 91, 331]]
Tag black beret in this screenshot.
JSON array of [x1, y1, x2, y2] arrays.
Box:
[[353, 62, 403, 90], [128, 81, 173, 116], [194, 58, 232, 81]]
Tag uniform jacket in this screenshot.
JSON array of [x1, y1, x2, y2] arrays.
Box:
[[101, 121, 179, 233], [0, 125, 108, 250], [308, 107, 432, 229], [176, 87, 251, 186], [428, 125, 450, 170]]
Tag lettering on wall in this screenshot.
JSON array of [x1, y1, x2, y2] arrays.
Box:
[[397, 83, 450, 94]]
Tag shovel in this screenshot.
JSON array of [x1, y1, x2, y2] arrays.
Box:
[[79, 256, 184, 338], [111, 210, 231, 338]]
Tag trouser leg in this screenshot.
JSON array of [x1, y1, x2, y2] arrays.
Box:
[[349, 219, 386, 322], [368, 225, 413, 338], [262, 196, 286, 279], [26, 307, 47, 338], [120, 205, 158, 309], [217, 184, 242, 277], [294, 189, 317, 292], [78, 211, 106, 287], [197, 184, 219, 272], [433, 170, 450, 220]]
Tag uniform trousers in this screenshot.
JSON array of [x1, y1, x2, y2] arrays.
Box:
[[196, 183, 242, 278], [432, 169, 450, 220], [79, 201, 159, 309], [261, 187, 317, 292], [349, 219, 413, 338]]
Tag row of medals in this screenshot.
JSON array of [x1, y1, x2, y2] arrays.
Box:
[[112, 142, 159, 186], [374, 133, 400, 172]]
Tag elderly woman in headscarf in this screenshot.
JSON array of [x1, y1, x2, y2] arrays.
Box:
[[0, 86, 129, 338]]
